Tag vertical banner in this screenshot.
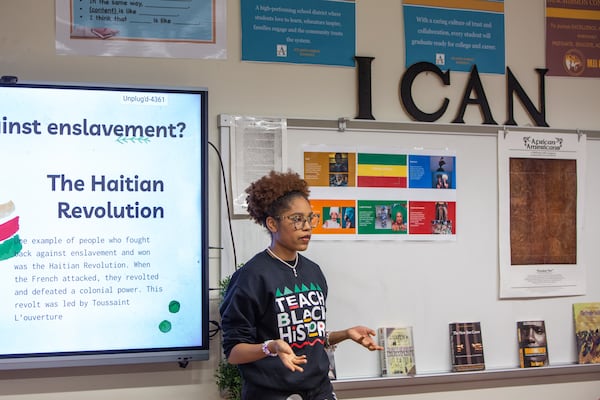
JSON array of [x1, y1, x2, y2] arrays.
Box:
[[498, 130, 586, 298], [241, 0, 356, 66], [403, 0, 505, 74], [546, 0, 600, 77], [228, 116, 287, 215]]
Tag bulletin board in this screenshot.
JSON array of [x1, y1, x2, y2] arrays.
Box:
[[218, 116, 600, 384]]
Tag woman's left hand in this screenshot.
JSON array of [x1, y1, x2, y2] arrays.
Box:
[[347, 326, 383, 351]]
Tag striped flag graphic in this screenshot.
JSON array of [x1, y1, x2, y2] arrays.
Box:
[[357, 153, 407, 188], [0, 200, 22, 261]]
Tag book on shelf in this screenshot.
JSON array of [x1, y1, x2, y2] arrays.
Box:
[[573, 302, 600, 364], [378, 326, 416, 376], [449, 321, 485, 372], [516, 320, 549, 367]]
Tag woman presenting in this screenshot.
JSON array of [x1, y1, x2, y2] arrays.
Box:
[[220, 170, 382, 400]]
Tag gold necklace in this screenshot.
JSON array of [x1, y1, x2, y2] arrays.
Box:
[[266, 248, 298, 277]]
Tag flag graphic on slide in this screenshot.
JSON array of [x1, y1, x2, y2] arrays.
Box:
[[357, 153, 407, 188], [0, 200, 23, 261]]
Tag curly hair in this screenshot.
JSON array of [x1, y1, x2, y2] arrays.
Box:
[[245, 170, 310, 227]]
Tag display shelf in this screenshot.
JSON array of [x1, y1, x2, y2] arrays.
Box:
[[333, 363, 600, 396]]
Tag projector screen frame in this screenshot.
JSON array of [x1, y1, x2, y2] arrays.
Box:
[[0, 81, 210, 369]]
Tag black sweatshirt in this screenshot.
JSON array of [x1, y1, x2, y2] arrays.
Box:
[[220, 250, 331, 392]]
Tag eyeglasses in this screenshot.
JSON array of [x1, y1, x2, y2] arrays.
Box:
[[276, 213, 320, 230]]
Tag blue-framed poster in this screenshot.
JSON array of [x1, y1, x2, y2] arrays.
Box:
[[403, 0, 505, 74], [241, 0, 356, 67]]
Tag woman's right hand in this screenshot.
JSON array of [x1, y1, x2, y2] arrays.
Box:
[[271, 339, 307, 372]]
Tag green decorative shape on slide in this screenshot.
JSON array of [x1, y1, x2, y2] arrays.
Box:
[[159, 320, 172, 333], [169, 300, 181, 313], [0, 235, 23, 261], [116, 137, 151, 144]]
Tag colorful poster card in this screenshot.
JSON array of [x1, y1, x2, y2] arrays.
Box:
[[357, 153, 407, 188], [409, 201, 456, 235], [310, 199, 357, 234], [357, 200, 408, 235], [408, 155, 456, 189], [304, 152, 356, 188]]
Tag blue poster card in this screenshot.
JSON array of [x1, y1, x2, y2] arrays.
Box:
[[242, 0, 356, 67], [403, 5, 505, 74], [408, 155, 456, 189]]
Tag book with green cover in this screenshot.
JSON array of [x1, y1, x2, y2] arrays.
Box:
[[378, 326, 416, 376], [573, 302, 600, 364]]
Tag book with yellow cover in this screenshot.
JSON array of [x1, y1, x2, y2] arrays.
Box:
[[573, 302, 600, 364], [378, 326, 416, 376]]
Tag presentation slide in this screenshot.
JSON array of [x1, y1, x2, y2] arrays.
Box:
[[0, 84, 207, 361]]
